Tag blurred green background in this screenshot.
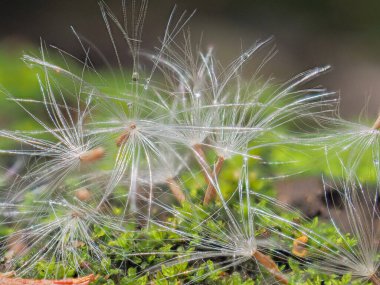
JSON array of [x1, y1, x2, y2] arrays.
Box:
[[1, 0, 380, 119]]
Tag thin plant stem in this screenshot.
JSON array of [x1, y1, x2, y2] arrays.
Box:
[[203, 156, 225, 205], [371, 275, 380, 285], [373, 114, 380, 130], [192, 144, 212, 183], [166, 177, 186, 203]]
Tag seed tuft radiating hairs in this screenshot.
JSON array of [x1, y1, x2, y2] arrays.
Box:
[[0, 0, 356, 283], [0, 196, 127, 277], [254, 160, 380, 284], [142, 162, 290, 284], [300, 113, 380, 177], [0, 65, 104, 202]]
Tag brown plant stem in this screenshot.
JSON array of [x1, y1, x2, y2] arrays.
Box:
[[252, 250, 288, 285], [373, 114, 380, 130], [0, 272, 15, 278], [203, 156, 225, 205], [166, 177, 186, 203], [0, 273, 96, 285], [192, 144, 212, 184], [371, 275, 380, 285]]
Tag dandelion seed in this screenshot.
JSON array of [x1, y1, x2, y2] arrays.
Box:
[[0, 198, 126, 277], [0, 1, 348, 283], [153, 30, 335, 204], [67, 2, 197, 220], [0, 73, 103, 200], [145, 163, 290, 284], [256, 168, 380, 284], [302, 112, 380, 176], [134, 149, 189, 204]]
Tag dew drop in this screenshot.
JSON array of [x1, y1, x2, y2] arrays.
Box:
[[241, 52, 249, 61], [144, 78, 151, 90], [132, 72, 139, 82]]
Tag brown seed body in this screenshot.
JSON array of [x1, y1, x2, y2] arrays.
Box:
[[252, 250, 288, 284], [116, 131, 130, 147], [79, 147, 105, 163], [116, 124, 136, 147], [75, 188, 92, 202]]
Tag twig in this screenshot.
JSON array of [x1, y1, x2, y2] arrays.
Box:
[[0, 273, 96, 285]]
